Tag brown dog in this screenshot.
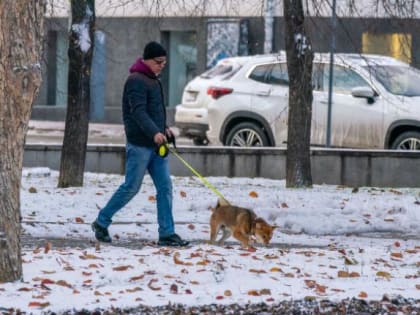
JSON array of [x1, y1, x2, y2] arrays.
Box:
[[209, 199, 276, 248]]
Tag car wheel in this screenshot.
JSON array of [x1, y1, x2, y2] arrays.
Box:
[[225, 122, 269, 147], [391, 131, 420, 150]]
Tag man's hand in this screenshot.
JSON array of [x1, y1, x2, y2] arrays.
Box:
[[165, 128, 174, 139], [153, 132, 167, 145]]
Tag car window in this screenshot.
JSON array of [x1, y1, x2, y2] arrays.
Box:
[[323, 65, 370, 94], [200, 64, 238, 80], [267, 63, 289, 85], [265, 62, 323, 90], [248, 64, 272, 83], [363, 65, 420, 97]]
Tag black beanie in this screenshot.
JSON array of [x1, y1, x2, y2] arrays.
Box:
[[143, 41, 167, 60]]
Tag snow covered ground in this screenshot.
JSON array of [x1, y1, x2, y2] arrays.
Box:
[[0, 167, 419, 314]]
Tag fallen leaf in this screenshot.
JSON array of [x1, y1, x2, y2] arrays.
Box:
[[56, 280, 72, 288], [316, 284, 327, 294], [28, 187, 37, 193], [147, 279, 161, 291], [79, 253, 102, 260], [391, 252, 403, 259], [260, 288, 271, 295], [173, 252, 193, 266], [28, 301, 50, 308], [170, 283, 178, 294], [148, 195, 156, 202], [40, 278, 55, 285], [187, 224, 195, 230], [196, 259, 210, 266], [44, 242, 52, 254], [304, 280, 316, 288], [75, 217, 84, 224], [247, 290, 260, 296], [358, 291, 368, 298], [112, 265, 133, 271], [126, 287, 142, 293], [349, 272, 360, 277], [249, 191, 258, 198], [376, 271, 391, 280], [130, 275, 145, 282], [180, 191, 187, 198], [337, 271, 349, 278], [41, 270, 56, 275], [249, 268, 266, 274], [224, 289, 232, 296], [344, 256, 358, 265]]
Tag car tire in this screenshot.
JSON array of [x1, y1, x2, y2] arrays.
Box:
[[391, 131, 420, 150], [225, 122, 269, 147]]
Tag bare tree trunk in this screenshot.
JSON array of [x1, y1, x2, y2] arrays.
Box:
[[284, 0, 313, 188], [58, 0, 95, 188], [0, 1, 45, 282]]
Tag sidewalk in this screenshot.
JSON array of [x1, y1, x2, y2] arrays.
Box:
[[27, 120, 126, 145], [26, 120, 191, 145]]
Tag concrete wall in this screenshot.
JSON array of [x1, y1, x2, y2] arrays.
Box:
[[24, 145, 420, 187]]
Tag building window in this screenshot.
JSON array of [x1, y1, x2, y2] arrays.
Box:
[[362, 32, 412, 64]]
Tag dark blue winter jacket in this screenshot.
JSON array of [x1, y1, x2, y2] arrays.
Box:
[[122, 58, 166, 148]]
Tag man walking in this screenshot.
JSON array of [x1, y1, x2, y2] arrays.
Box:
[[92, 41, 189, 247]]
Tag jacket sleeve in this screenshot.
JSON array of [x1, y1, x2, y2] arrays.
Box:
[[126, 76, 160, 140]]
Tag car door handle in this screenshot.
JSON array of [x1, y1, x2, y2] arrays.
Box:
[[256, 90, 270, 96]]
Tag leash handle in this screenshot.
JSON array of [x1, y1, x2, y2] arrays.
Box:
[[168, 146, 230, 205]]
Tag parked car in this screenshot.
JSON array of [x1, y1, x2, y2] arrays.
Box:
[[174, 56, 252, 145], [205, 52, 420, 150]]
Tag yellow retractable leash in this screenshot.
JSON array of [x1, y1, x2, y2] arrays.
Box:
[[156, 139, 231, 206]]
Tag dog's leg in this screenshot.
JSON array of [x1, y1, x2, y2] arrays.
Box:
[[209, 221, 220, 245], [218, 227, 231, 246], [233, 229, 250, 248]]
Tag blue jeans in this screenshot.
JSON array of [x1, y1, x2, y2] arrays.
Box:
[[96, 143, 174, 238]]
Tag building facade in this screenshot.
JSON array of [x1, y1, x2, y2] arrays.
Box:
[[33, 0, 420, 123]]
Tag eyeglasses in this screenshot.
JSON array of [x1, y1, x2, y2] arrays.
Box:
[[153, 58, 167, 66]]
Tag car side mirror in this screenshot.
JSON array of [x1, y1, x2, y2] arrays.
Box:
[[351, 86, 375, 104]]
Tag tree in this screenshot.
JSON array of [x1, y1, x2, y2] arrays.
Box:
[[58, 0, 95, 188], [0, 1, 46, 282], [284, 0, 314, 188]]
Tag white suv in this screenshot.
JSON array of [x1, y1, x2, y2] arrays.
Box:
[[174, 56, 252, 145], [206, 53, 420, 150]]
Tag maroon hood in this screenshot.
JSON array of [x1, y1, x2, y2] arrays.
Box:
[[129, 58, 156, 78]]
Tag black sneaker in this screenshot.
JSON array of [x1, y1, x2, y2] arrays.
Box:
[[91, 221, 112, 243], [158, 233, 189, 247]]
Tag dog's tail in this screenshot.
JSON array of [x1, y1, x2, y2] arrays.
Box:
[[216, 197, 230, 208]]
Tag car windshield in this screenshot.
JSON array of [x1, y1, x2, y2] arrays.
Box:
[[364, 65, 420, 97]]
